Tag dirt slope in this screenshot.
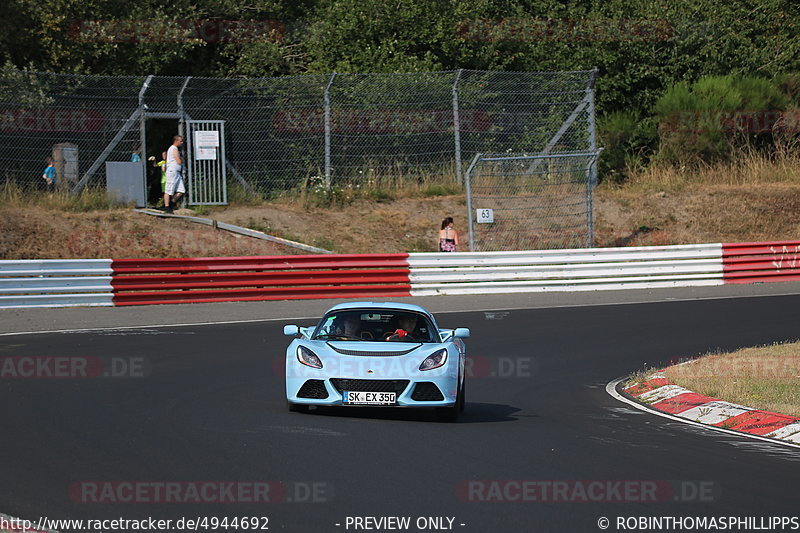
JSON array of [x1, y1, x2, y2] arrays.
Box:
[[2, 184, 799, 259]]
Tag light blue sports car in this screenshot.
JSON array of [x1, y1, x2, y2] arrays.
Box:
[[284, 302, 470, 421]]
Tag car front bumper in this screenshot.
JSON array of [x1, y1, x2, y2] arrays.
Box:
[[286, 356, 459, 407]]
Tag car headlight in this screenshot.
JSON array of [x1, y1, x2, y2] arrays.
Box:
[[297, 345, 323, 369], [419, 349, 447, 371]]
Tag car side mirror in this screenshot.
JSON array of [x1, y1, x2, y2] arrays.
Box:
[[453, 328, 470, 339], [283, 325, 300, 337]]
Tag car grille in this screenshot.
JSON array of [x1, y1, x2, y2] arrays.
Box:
[[411, 382, 444, 401], [297, 379, 329, 399], [327, 343, 420, 356], [330, 378, 410, 395]]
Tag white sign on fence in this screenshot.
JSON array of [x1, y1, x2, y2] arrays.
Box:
[[476, 208, 494, 223], [194, 130, 219, 160]]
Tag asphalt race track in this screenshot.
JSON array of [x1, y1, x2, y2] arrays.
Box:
[[1, 293, 799, 533]]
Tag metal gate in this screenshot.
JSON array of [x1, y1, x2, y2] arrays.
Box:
[[464, 151, 602, 252], [185, 120, 227, 205]]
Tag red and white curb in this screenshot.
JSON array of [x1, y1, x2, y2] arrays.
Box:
[[606, 373, 800, 449]]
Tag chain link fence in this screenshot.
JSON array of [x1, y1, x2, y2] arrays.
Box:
[[1, 67, 599, 249], [1, 68, 595, 185], [0, 70, 147, 190], [465, 151, 601, 252]]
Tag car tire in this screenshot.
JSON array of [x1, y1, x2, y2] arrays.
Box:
[[436, 378, 464, 422]]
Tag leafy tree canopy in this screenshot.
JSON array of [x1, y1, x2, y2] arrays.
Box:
[[2, 0, 798, 115]]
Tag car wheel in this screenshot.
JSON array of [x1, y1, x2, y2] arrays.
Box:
[[436, 379, 463, 422]]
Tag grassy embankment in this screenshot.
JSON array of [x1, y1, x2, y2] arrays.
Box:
[[2, 148, 800, 255], [662, 342, 800, 417]]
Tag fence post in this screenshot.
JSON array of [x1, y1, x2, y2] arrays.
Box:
[[464, 153, 482, 252], [177, 76, 191, 138], [452, 69, 464, 184], [588, 67, 598, 185], [139, 99, 147, 200], [324, 72, 337, 189], [586, 67, 599, 247], [586, 157, 594, 248]]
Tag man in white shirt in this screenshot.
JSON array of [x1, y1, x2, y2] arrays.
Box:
[[161, 135, 185, 213]]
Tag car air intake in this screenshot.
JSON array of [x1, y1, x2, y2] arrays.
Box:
[[297, 379, 329, 399], [411, 382, 445, 401]]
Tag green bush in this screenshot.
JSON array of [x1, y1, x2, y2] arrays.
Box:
[[423, 184, 461, 197], [227, 183, 265, 205], [598, 110, 657, 183], [653, 75, 789, 163]]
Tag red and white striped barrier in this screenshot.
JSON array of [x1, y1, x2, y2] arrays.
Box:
[[110, 254, 412, 305], [2, 240, 800, 308], [723, 241, 800, 284], [407, 244, 725, 295], [624, 372, 800, 445]]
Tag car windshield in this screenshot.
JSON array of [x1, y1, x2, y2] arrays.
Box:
[[312, 309, 439, 343]]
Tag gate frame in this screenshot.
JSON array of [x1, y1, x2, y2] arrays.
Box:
[[185, 119, 228, 205], [464, 150, 603, 252]]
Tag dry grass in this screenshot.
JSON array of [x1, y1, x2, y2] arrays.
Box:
[[624, 366, 662, 389], [664, 342, 800, 417], [0, 194, 467, 258], [0, 207, 300, 259], [3, 147, 800, 257], [621, 145, 800, 193], [595, 149, 800, 247], [215, 195, 466, 253], [0, 181, 129, 212], [279, 172, 463, 210]]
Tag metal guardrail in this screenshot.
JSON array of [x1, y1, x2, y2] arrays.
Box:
[[723, 241, 800, 283], [0, 259, 113, 308], [3, 241, 800, 308], [407, 244, 725, 296], [110, 254, 412, 305]]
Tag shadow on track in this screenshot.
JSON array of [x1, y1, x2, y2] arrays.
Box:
[[291, 402, 522, 423]]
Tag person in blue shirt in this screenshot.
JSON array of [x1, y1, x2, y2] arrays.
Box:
[[42, 158, 57, 187]]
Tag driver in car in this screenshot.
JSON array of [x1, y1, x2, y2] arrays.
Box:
[[333, 314, 361, 339], [387, 315, 418, 341]]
